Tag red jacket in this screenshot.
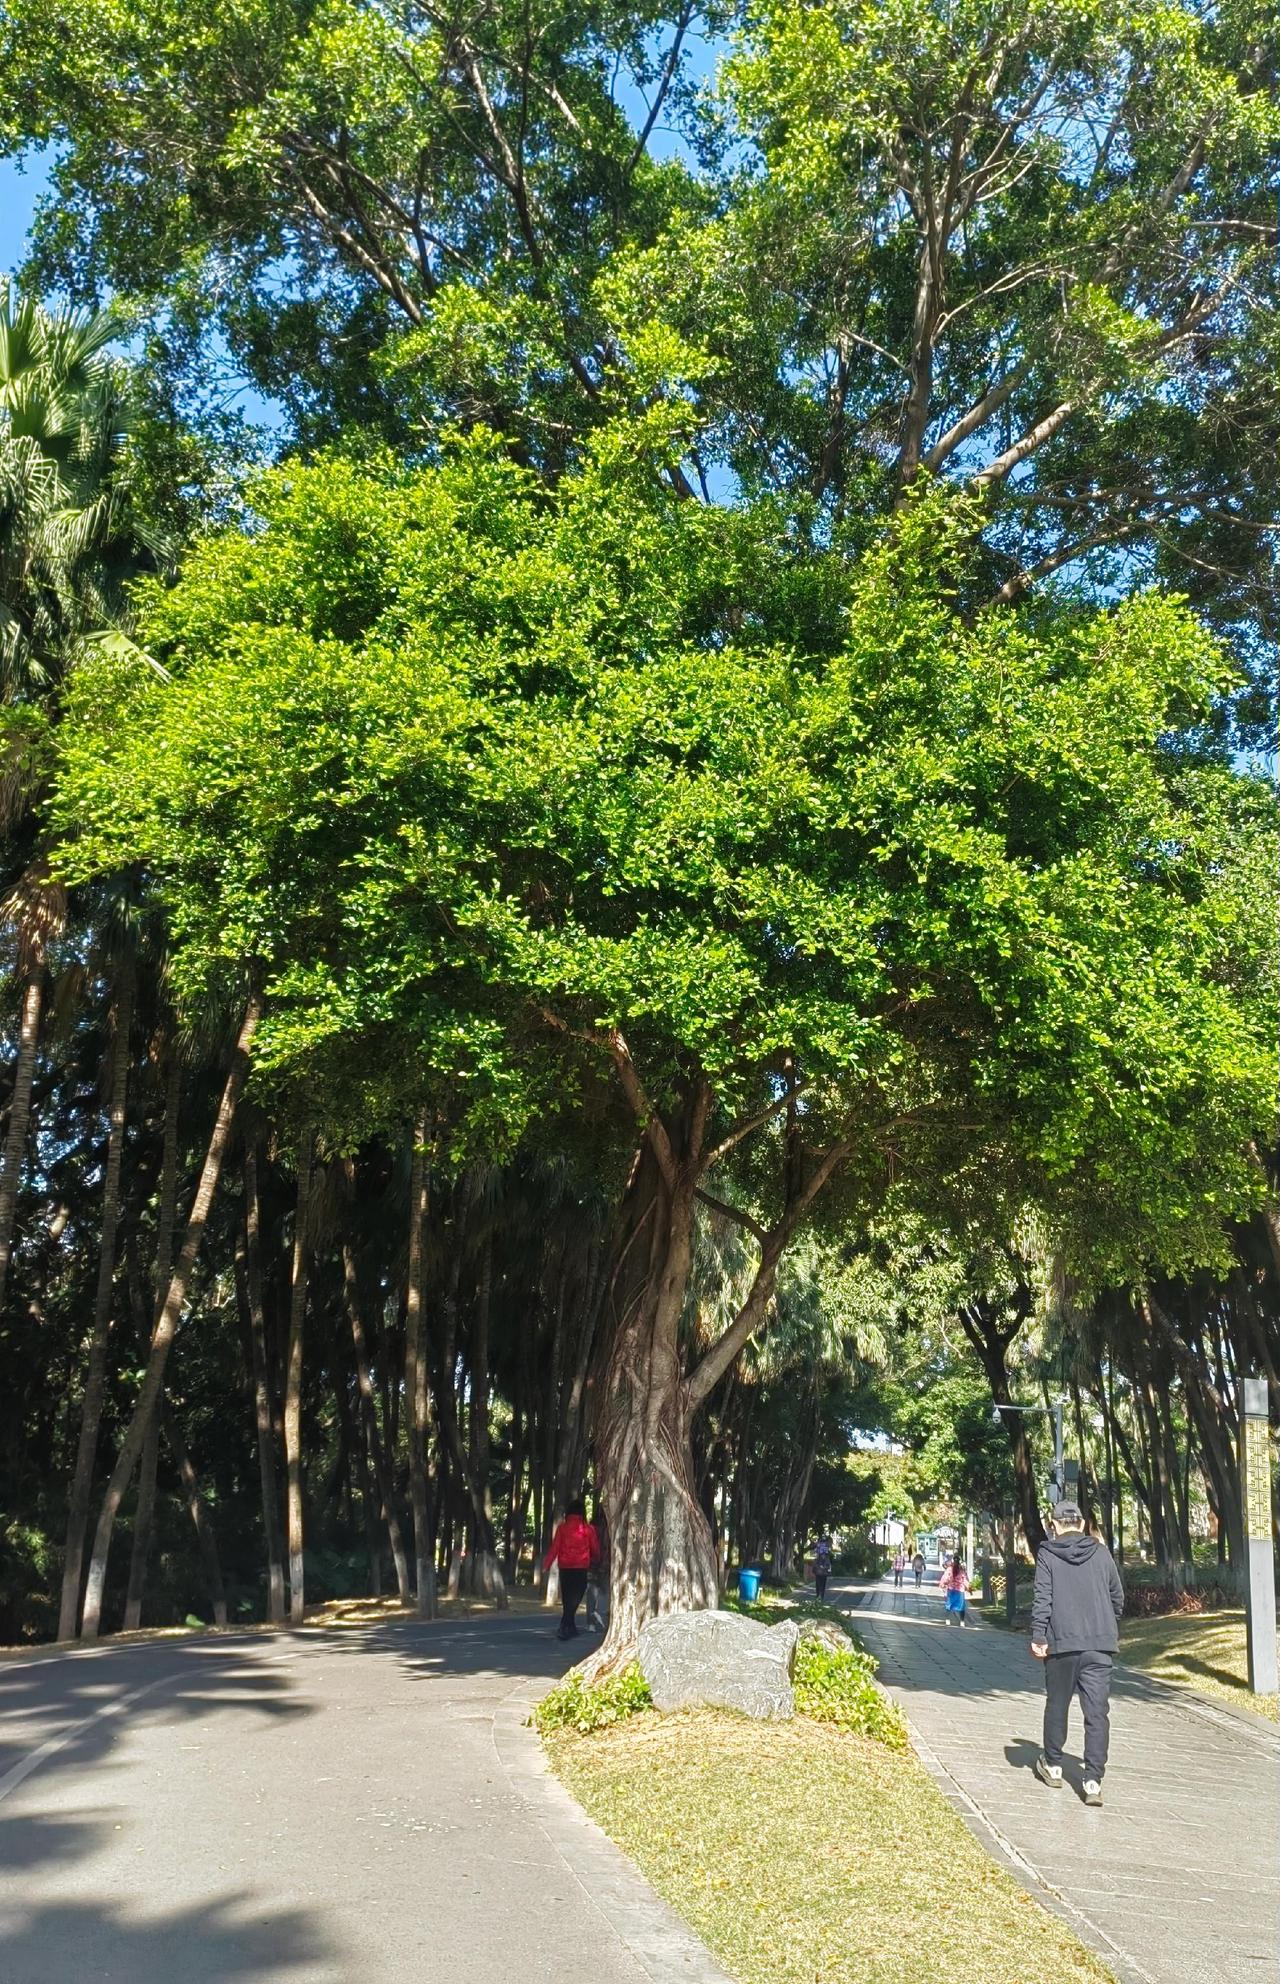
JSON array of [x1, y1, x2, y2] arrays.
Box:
[[543, 1514, 600, 1573]]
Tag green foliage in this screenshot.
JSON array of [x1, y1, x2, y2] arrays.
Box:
[[792, 1634, 910, 1751], [0, 1518, 58, 1641], [534, 1663, 654, 1734], [3, 0, 1276, 692], [0, 285, 154, 701], [49, 442, 1277, 1274]]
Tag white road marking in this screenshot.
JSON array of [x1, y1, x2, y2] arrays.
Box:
[[0, 1672, 172, 1806]]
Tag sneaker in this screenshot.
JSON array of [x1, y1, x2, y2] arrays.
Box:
[[1082, 1779, 1103, 1807], [1034, 1754, 1063, 1789]]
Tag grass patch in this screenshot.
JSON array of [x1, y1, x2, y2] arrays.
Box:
[[546, 1710, 1114, 1984], [1119, 1608, 1278, 1722]]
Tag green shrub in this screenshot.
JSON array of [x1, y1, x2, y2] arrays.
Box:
[[793, 1636, 909, 1751], [534, 1663, 654, 1735]]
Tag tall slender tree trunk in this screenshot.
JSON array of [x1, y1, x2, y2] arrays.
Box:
[[80, 992, 261, 1640], [163, 1404, 228, 1626], [58, 957, 135, 1639], [1098, 1360, 1117, 1554], [284, 1131, 315, 1625], [0, 955, 44, 1310], [961, 1299, 1046, 1555], [462, 1230, 507, 1606], [124, 1047, 182, 1631], [241, 1146, 286, 1623], [404, 1118, 436, 1617], [341, 1233, 411, 1602]]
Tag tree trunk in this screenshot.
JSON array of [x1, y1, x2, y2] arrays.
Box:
[[590, 1148, 718, 1669], [124, 1049, 183, 1631], [284, 1130, 315, 1625], [164, 1404, 228, 1626], [124, 1416, 161, 1631], [404, 1120, 436, 1617], [342, 1235, 411, 1602], [357, 1399, 383, 1598], [58, 957, 134, 1639], [241, 1146, 286, 1623], [79, 992, 261, 1640], [464, 1228, 507, 1604], [962, 1300, 1046, 1554], [0, 957, 44, 1310]]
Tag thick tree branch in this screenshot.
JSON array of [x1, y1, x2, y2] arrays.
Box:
[[972, 396, 1075, 490], [992, 515, 1150, 601], [605, 1029, 678, 1192], [924, 356, 1033, 470], [290, 174, 425, 324], [701, 1081, 809, 1175], [626, 1, 694, 177], [685, 1139, 853, 1409], [693, 1189, 768, 1247]]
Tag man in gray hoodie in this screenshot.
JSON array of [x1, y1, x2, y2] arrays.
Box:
[[1030, 1501, 1124, 1807]]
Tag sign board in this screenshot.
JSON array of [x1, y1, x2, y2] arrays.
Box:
[[1245, 1414, 1271, 1542]]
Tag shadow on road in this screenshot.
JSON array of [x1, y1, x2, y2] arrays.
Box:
[[0, 1892, 336, 1983], [305, 1605, 594, 1689], [0, 1636, 316, 1879], [0, 1807, 114, 1873]]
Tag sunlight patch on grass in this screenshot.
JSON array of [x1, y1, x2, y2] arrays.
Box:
[[1119, 1609, 1278, 1721], [308, 1589, 548, 1629], [546, 1710, 1114, 1984]]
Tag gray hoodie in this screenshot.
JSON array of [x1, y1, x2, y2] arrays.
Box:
[[1030, 1531, 1124, 1655]]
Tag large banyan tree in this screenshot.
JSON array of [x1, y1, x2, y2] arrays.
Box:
[[54, 434, 1276, 1654]]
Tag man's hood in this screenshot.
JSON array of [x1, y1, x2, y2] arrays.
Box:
[[1042, 1531, 1100, 1566]]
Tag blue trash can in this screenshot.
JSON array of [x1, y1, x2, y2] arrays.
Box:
[[738, 1567, 762, 1604]]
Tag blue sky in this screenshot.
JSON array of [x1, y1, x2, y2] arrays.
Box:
[[0, 151, 49, 280]]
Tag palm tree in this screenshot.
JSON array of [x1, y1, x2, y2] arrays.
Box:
[[0, 286, 143, 698], [0, 287, 159, 1315]]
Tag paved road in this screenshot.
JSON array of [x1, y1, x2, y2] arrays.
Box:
[[0, 1614, 730, 1984], [839, 1576, 1280, 1984]]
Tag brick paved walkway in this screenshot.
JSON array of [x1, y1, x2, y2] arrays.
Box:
[[839, 1577, 1280, 1984]]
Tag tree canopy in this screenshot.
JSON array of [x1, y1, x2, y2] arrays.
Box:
[[0, 0, 1275, 1653]]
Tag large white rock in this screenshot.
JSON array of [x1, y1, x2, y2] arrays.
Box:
[[637, 1608, 798, 1718]]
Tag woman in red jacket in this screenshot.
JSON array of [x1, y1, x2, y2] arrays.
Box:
[[543, 1498, 601, 1641]]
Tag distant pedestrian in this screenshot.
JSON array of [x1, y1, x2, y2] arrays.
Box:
[[1030, 1501, 1124, 1807], [912, 1550, 925, 1589], [543, 1497, 601, 1641], [939, 1554, 971, 1625], [814, 1533, 834, 1600], [892, 1548, 906, 1588]]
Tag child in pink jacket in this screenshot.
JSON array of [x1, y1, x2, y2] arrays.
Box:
[[939, 1556, 971, 1626]]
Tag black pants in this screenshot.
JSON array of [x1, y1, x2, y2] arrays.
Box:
[[1044, 1650, 1113, 1778], [815, 1572, 829, 1599], [914, 1570, 922, 1586], [558, 1568, 589, 1638], [894, 1568, 903, 1586]]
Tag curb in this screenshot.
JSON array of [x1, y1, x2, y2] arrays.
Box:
[[489, 1678, 735, 1984], [898, 1708, 1158, 1984], [1110, 1663, 1280, 1753]]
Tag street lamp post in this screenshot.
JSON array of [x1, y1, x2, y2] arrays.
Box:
[[992, 1399, 1068, 1503]]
